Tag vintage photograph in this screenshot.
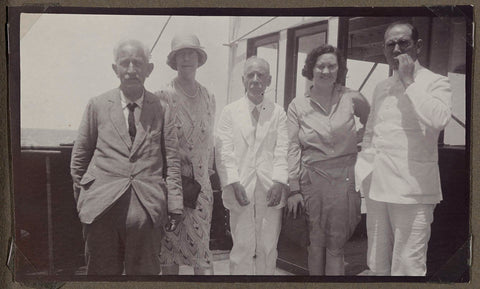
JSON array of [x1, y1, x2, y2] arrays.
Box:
[[7, 6, 471, 282]]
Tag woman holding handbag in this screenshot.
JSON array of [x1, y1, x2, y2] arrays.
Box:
[[156, 33, 216, 275]]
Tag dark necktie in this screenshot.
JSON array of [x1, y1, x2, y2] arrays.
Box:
[[127, 103, 137, 142]]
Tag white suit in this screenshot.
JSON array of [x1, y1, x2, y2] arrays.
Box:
[[216, 96, 288, 275], [356, 64, 452, 276]]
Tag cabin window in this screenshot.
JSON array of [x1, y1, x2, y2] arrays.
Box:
[[284, 21, 328, 107], [247, 33, 280, 104], [294, 31, 327, 100], [342, 17, 411, 104]]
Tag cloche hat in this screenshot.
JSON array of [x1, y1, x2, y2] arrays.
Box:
[[167, 33, 207, 70]]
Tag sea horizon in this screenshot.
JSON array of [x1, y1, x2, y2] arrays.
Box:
[[21, 128, 77, 147]]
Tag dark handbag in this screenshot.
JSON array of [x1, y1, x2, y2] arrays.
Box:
[[181, 174, 201, 209]]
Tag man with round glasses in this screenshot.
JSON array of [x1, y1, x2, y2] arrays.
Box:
[[356, 21, 452, 276]]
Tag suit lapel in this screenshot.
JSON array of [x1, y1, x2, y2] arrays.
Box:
[[253, 99, 274, 152], [237, 97, 255, 147], [109, 88, 132, 150], [131, 92, 156, 156]]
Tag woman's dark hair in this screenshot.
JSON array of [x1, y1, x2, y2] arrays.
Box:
[[301, 44, 347, 82]]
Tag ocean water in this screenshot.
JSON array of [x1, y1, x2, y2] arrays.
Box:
[[21, 128, 77, 147]]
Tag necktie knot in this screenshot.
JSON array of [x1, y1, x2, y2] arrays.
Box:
[[127, 102, 137, 112]]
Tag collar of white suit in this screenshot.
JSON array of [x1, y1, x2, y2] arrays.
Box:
[[246, 95, 264, 114]]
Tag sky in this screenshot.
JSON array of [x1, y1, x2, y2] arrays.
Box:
[[20, 13, 231, 130]]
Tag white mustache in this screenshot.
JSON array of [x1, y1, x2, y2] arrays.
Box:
[[124, 74, 140, 80], [250, 83, 263, 89]]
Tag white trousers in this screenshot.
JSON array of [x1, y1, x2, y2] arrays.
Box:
[[228, 201, 282, 275], [365, 195, 435, 276]]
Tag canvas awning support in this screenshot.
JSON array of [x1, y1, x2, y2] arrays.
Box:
[[224, 17, 277, 46], [150, 16, 172, 54]]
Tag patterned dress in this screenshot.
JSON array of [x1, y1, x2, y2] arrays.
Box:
[[157, 79, 215, 269]]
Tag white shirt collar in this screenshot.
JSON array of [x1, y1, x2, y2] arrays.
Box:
[[120, 89, 144, 109]]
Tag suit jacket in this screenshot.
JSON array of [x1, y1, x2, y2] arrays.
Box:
[[356, 64, 452, 204], [70, 88, 183, 226], [215, 96, 288, 211]]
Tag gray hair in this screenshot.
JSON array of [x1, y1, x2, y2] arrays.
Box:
[[243, 56, 270, 75], [113, 39, 151, 62]]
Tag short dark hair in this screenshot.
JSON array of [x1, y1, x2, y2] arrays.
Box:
[[301, 44, 347, 82], [384, 21, 419, 42]]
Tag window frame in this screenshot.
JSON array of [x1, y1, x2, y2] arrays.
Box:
[[246, 32, 281, 102], [283, 20, 329, 109]]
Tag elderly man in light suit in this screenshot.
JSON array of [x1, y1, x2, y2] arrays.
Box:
[[71, 39, 183, 275], [356, 21, 452, 276], [216, 56, 289, 275]]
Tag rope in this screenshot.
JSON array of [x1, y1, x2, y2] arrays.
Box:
[[150, 16, 172, 54]]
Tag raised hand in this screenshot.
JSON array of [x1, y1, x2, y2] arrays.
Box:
[[395, 53, 415, 87]]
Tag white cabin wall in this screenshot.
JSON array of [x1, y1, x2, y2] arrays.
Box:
[[226, 39, 248, 104], [327, 17, 339, 45]]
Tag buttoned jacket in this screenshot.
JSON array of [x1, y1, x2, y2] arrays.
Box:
[[70, 88, 183, 226], [215, 96, 288, 211]]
